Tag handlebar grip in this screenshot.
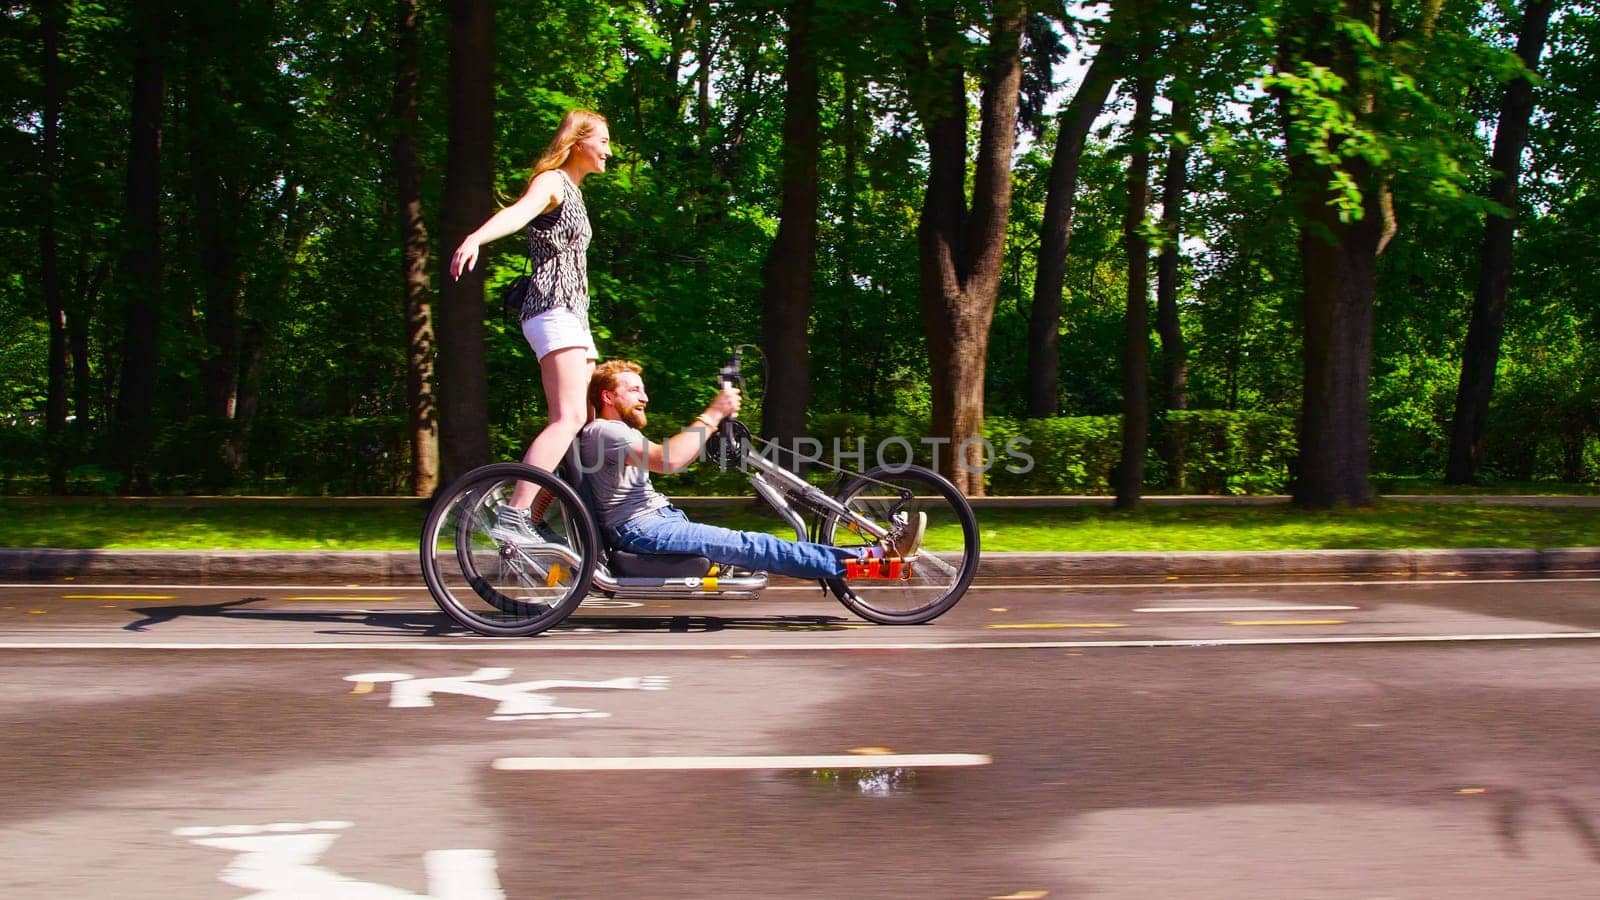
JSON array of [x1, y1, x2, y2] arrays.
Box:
[[718, 348, 743, 418]]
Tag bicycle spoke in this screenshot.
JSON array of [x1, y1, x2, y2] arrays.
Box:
[[914, 552, 959, 579]]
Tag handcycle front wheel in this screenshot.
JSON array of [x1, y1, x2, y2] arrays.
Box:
[[420, 462, 599, 636], [815, 464, 980, 625]]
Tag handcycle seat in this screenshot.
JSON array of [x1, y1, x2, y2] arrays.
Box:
[[562, 439, 715, 580], [607, 548, 713, 578]]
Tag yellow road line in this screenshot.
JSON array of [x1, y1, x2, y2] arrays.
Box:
[[987, 623, 1129, 630], [1226, 619, 1348, 626]]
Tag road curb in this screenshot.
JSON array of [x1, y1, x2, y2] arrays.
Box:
[[4, 547, 1599, 585]]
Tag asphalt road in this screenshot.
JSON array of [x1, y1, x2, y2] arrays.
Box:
[[3, 575, 1599, 898]]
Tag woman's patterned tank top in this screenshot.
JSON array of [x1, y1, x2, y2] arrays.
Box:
[[520, 169, 592, 321]]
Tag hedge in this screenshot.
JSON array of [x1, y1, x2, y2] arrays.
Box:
[[812, 409, 1296, 495]]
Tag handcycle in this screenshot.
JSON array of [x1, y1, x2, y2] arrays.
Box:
[[419, 349, 980, 637]]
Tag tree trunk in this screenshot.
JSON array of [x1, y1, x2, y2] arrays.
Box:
[[1156, 96, 1190, 414], [216, 177, 308, 475], [1156, 94, 1191, 490], [1445, 0, 1554, 484], [70, 260, 108, 432], [236, 321, 266, 427], [1293, 194, 1382, 506], [760, 0, 819, 465], [840, 61, 858, 258], [186, 62, 245, 422], [1289, 126, 1385, 508], [436, 0, 494, 486], [113, 0, 166, 493], [1115, 67, 1154, 509], [914, 1, 1026, 496], [697, 9, 713, 140], [1279, 1, 1388, 508], [1026, 28, 1126, 418], [39, 0, 67, 493], [394, 0, 438, 496]]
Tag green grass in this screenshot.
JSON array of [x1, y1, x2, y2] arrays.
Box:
[[5, 496, 1599, 552], [2, 499, 427, 551], [958, 503, 1600, 552]]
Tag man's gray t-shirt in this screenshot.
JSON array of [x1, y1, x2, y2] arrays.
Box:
[[576, 419, 671, 530]]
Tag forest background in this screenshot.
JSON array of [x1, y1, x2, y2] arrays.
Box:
[[1, 0, 1596, 506]]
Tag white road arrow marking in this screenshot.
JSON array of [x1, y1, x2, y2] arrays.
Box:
[[344, 669, 671, 720], [181, 825, 503, 899]]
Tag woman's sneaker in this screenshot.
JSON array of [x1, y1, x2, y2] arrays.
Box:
[[490, 505, 561, 545], [891, 511, 927, 559]]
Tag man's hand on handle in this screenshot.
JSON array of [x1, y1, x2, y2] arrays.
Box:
[[703, 386, 741, 425]]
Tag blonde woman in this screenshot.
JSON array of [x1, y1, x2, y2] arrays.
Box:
[[449, 109, 610, 540]]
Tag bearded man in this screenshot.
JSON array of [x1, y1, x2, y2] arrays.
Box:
[[566, 359, 923, 579]]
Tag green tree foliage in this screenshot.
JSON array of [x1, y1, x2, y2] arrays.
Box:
[[0, 0, 1596, 496]]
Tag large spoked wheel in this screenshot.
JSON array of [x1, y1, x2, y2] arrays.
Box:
[[816, 464, 979, 625], [420, 463, 599, 636]]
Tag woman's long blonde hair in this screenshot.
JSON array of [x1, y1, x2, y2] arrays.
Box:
[[528, 109, 607, 188]]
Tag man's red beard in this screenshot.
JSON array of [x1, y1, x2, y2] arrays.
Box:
[[617, 403, 647, 429]]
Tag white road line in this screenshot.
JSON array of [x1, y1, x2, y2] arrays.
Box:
[[3, 632, 1600, 651], [280, 596, 402, 601], [970, 578, 1600, 590], [492, 753, 991, 772], [1131, 597, 1262, 603], [1134, 605, 1360, 613], [0, 584, 434, 592], [217, 609, 433, 616], [7, 576, 1600, 592]]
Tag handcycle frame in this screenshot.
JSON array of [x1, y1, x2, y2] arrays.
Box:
[[580, 428, 897, 600], [419, 352, 980, 635]]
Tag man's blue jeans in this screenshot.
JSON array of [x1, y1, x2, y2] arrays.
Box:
[[610, 507, 856, 579]]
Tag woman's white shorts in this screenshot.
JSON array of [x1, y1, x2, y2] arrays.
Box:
[[521, 308, 597, 361]]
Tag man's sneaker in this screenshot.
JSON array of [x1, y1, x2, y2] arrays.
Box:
[[891, 511, 927, 559]]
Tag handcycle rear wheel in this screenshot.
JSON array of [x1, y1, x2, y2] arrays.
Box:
[[420, 462, 599, 636], [815, 464, 979, 625]]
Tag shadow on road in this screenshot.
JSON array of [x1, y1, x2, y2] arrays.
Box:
[[555, 613, 856, 633], [120, 598, 855, 637], [124, 598, 459, 636], [125, 596, 269, 632]]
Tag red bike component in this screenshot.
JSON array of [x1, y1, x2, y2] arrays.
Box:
[[845, 557, 913, 580]]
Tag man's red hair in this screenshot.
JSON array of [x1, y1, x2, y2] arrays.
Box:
[[588, 359, 642, 414]]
